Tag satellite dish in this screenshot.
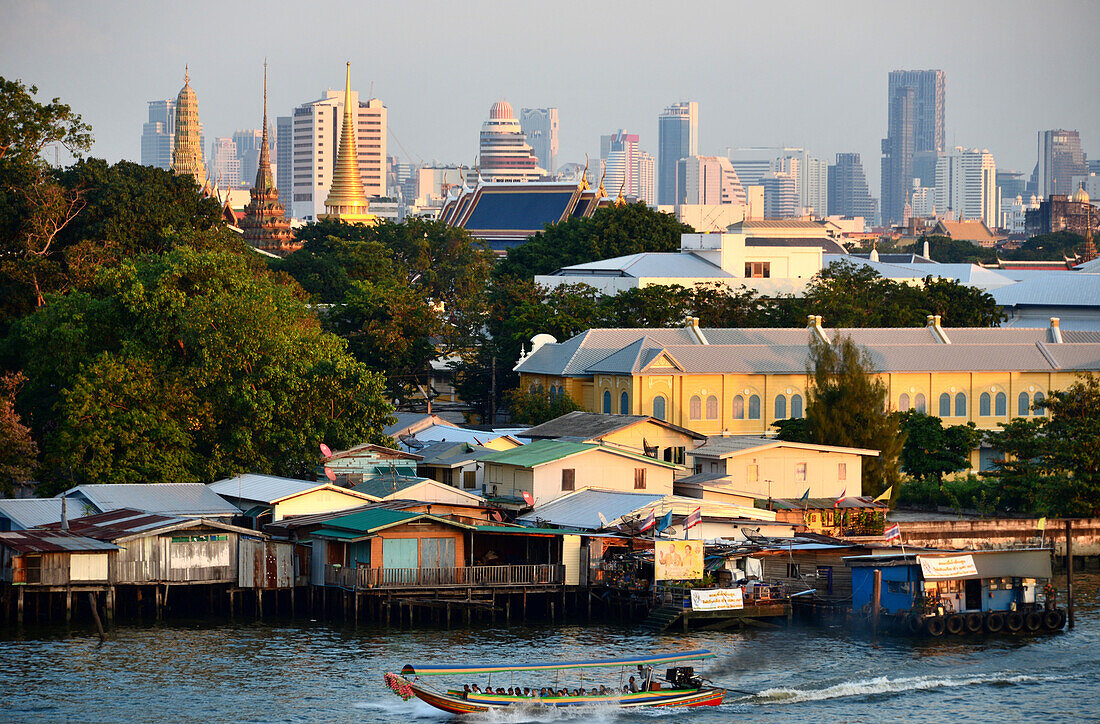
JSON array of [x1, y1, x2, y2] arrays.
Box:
[[400, 434, 425, 452], [324, 467, 336, 482], [319, 443, 333, 458]]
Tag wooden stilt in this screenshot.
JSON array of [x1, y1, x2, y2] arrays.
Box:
[[87, 592, 106, 643], [155, 585, 163, 620], [17, 587, 24, 625], [106, 586, 115, 622], [505, 597, 511, 625], [66, 589, 72, 623]]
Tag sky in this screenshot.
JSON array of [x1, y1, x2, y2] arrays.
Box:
[[3, 0, 1099, 192]]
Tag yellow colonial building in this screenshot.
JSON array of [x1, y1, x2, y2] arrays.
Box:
[[515, 316, 1100, 469]]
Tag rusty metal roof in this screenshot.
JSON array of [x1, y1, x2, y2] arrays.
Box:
[[39, 508, 182, 539], [0, 530, 120, 553]]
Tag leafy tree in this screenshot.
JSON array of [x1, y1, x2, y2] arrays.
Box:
[[507, 387, 583, 426], [0, 77, 92, 164], [1007, 231, 1085, 261], [494, 202, 692, 280], [1040, 375, 1100, 516], [5, 247, 394, 492], [803, 336, 904, 498], [916, 277, 1006, 327], [924, 235, 996, 264], [772, 417, 811, 443], [0, 372, 38, 495], [897, 412, 981, 483], [984, 417, 1049, 513]]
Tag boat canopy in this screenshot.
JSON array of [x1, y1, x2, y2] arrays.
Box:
[[401, 649, 715, 677]]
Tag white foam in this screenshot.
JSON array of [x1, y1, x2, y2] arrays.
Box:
[[750, 672, 1042, 704]]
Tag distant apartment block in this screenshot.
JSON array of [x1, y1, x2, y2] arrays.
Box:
[[289, 86, 387, 220], [208, 137, 241, 188], [657, 102, 698, 205], [276, 115, 293, 213], [935, 147, 998, 229], [520, 107, 559, 175], [828, 153, 878, 224], [1037, 129, 1088, 198], [478, 100, 545, 183], [762, 172, 798, 219], [140, 99, 175, 170], [677, 155, 747, 206], [881, 69, 946, 224]]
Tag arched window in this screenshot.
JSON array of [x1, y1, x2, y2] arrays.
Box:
[[1034, 391, 1046, 415], [748, 395, 761, 420], [995, 392, 1007, 416], [706, 395, 718, 419], [774, 395, 786, 420], [914, 393, 926, 413], [791, 394, 803, 418], [979, 392, 991, 417], [955, 392, 967, 417], [602, 390, 612, 414], [689, 395, 702, 420], [732, 395, 745, 419], [652, 395, 666, 421], [939, 393, 951, 416], [619, 391, 629, 415], [1018, 392, 1030, 416], [898, 393, 910, 412]]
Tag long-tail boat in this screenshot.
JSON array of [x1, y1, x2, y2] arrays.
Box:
[[384, 649, 725, 713]]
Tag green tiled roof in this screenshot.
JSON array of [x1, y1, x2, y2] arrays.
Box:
[[321, 508, 419, 533], [479, 439, 677, 469]]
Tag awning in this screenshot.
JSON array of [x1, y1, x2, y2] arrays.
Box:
[[918, 549, 1051, 581]]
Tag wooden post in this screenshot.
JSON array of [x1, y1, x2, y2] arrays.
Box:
[[155, 585, 163, 620], [1066, 520, 1075, 629], [446, 602, 451, 628], [17, 587, 24, 625], [505, 597, 511, 625], [87, 592, 106, 643], [354, 592, 360, 623], [66, 590, 73, 623], [106, 586, 115, 622], [872, 569, 882, 634]]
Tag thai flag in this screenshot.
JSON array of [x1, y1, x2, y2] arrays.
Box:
[[833, 488, 847, 508], [884, 523, 901, 541], [684, 507, 702, 530], [639, 509, 656, 532]]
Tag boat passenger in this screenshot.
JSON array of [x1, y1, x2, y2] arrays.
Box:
[[628, 676, 639, 693], [579, 687, 586, 695], [471, 684, 480, 693], [463, 685, 471, 698], [522, 687, 530, 696]]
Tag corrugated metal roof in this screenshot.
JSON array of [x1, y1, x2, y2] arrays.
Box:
[[40, 508, 183, 538], [480, 439, 678, 469], [208, 474, 320, 504], [522, 411, 704, 441], [352, 476, 453, 499], [551, 252, 733, 279], [0, 530, 120, 553], [0, 498, 66, 530], [516, 489, 665, 530], [993, 273, 1100, 307], [61, 484, 240, 517]]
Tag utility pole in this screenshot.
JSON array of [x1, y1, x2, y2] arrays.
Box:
[[489, 356, 497, 426]]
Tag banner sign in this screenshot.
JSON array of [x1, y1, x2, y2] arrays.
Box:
[[690, 588, 744, 611], [655, 540, 703, 581], [919, 554, 979, 579]]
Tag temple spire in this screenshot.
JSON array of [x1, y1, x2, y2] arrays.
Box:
[[241, 61, 296, 255], [171, 65, 206, 181], [320, 62, 376, 224], [254, 59, 273, 191]]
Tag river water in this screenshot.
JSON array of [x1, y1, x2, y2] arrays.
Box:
[[2, 573, 1098, 723]]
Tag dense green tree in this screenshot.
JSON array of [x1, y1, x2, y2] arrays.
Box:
[[1007, 231, 1086, 261], [924, 235, 997, 264], [493, 202, 692, 281], [802, 336, 904, 499], [0, 372, 38, 495], [897, 412, 981, 483], [1039, 375, 1100, 516], [270, 234, 399, 303], [5, 247, 394, 492], [507, 387, 584, 426], [771, 417, 811, 443], [984, 417, 1049, 513]]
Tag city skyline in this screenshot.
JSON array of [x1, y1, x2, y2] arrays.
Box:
[[2, 0, 1098, 195]]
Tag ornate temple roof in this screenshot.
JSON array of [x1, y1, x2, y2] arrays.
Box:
[[241, 62, 296, 256], [320, 62, 377, 225], [171, 66, 206, 181]]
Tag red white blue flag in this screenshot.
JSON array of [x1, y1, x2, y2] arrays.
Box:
[[639, 509, 656, 532], [833, 488, 847, 508], [684, 507, 702, 530], [884, 523, 901, 541]]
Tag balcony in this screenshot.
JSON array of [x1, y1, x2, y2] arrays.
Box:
[[324, 563, 564, 590]]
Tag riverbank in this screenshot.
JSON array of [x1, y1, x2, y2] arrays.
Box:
[[1, 572, 1096, 723]]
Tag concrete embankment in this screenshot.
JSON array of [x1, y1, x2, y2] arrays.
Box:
[[895, 517, 1100, 558]]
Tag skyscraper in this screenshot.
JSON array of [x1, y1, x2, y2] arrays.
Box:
[[289, 71, 387, 220], [762, 172, 797, 219], [601, 130, 640, 199], [208, 137, 241, 188], [657, 101, 698, 205], [241, 63, 296, 254], [677, 155, 747, 206], [828, 152, 878, 223], [881, 69, 945, 224], [319, 63, 377, 225], [520, 107, 559, 174], [276, 115, 293, 214], [141, 99, 175, 170], [478, 100, 545, 182], [935, 147, 998, 229], [1037, 130, 1088, 197], [637, 151, 655, 206], [171, 67, 206, 182], [233, 128, 264, 188]]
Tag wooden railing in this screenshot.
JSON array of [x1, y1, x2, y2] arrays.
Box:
[[323, 563, 565, 590]]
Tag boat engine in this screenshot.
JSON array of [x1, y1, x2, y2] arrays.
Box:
[[666, 666, 702, 689]]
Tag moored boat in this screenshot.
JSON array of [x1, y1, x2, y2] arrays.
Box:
[[384, 649, 725, 713]]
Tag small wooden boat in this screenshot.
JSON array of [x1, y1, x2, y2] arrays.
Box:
[[384, 649, 725, 714]]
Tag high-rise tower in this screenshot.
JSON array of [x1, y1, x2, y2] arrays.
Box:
[[520, 108, 559, 175], [657, 101, 698, 205], [1037, 130, 1088, 197], [478, 100, 545, 182], [242, 63, 296, 255], [171, 67, 206, 182], [880, 69, 945, 224], [320, 63, 377, 224], [141, 100, 175, 170]]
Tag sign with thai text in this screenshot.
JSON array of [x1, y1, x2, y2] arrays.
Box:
[[690, 587, 744, 611], [654, 540, 703, 581], [919, 554, 979, 579]]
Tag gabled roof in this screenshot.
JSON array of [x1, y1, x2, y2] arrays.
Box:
[[311, 508, 474, 540], [325, 443, 423, 463], [521, 411, 705, 442], [932, 219, 1002, 243], [0, 530, 120, 554], [0, 498, 66, 530], [38, 508, 261, 542], [384, 413, 459, 439], [689, 436, 880, 459], [208, 474, 320, 504], [478, 439, 679, 469], [547, 252, 733, 280], [415, 441, 495, 468], [516, 488, 665, 531], [992, 273, 1100, 308], [270, 484, 379, 505], [59, 484, 240, 518], [262, 500, 428, 535]]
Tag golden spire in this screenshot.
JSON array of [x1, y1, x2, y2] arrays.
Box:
[[172, 64, 206, 182], [321, 62, 375, 224]]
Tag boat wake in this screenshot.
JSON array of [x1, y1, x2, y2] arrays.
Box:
[[746, 671, 1043, 704], [464, 701, 626, 723]]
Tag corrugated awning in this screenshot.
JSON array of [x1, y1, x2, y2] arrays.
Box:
[[918, 549, 1051, 581]]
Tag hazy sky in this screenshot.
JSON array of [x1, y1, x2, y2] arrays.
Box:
[[3, 0, 1098, 191]]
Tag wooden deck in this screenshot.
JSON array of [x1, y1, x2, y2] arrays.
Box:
[[324, 563, 565, 590]]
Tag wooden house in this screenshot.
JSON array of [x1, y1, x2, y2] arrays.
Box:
[[0, 529, 118, 586], [208, 474, 380, 527]]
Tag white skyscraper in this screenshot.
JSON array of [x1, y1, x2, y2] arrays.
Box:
[[637, 151, 655, 206], [477, 100, 545, 183], [601, 130, 640, 198], [141, 99, 175, 170], [935, 147, 998, 228], [520, 108, 559, 175], [678, 155, 747, 205], [290, 86, 387, 220], [209, 137, 241, 188]]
